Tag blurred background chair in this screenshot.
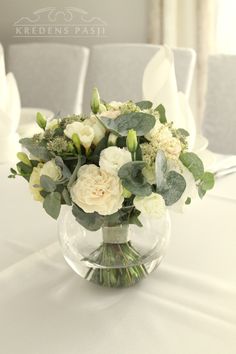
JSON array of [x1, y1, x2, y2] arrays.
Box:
[[83, 43, 196, 112], [8, 43, 89, 116], [202, 55, 236, 154]]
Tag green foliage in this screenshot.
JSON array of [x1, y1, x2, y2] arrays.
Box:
[[62, 188, 72, 206], [155, 104, 167, 123], [185, 197, 191, 205], [158, 171, 186, 206], [54, 156, 71, 179], [135, 100, 153, 109], [20, 138, 51, 161], [40, 175, 56, 192], [198, 172, 215, 199], [72, 204, 104, 231], [176, 128, 189, 137], [99, 112, 156, 136], [155, 150, 167, 189], [68, 156, 81, 188], [43, 192, 61, 219], [118, 161, 152, 196], [180, 152, 204, 181]]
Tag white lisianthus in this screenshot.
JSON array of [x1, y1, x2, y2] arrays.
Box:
[[99, 146, 131, 175], [70, 164, 124, 215], [29, 164, 43, 202], [46, 118, 59, 130], [40, 159, 62, 181], [84, 115, 106, 145], [100, 110, 121, 120], [134, 193, 166, 218], [64, 121, 95, 149]]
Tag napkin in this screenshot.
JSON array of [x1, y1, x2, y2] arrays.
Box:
[[142, 45, 196, 149], [0, 44, 21, 163]]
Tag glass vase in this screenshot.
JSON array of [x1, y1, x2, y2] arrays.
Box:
[[58, 206, 171, 288]]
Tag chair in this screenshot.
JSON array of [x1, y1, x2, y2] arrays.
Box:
[[83, 43, 196, 112], [7, 43, 89, 115], [202, 55, 236, 154]]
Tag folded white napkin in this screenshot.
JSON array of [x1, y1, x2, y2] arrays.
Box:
[[0, 44, 21, 163], [142, 45, 196, 149]]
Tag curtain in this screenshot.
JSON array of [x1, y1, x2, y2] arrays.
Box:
[[147, 0, 216, 125]]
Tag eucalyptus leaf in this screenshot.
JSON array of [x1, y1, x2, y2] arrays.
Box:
[[155, 150, 167, 189], [20, 138, 51, 161], [72, 204, 104, 231], [135, 100, 153, 110], [40, 175, 56, 192], [99, 112, 156, 137], [16, 161, 33, 176], [68, 156, 81, 188], [177, 128, 189, 137], [159, 171, 186, 206], [200, 172, 215, 191], [118, 161, 152, 196], [55, 156, 71, 179], [198, 185, 206, 199], [180, 152, 204, 181], [62, 188, 72, 206], [43, 192, 61, 219], [155, 104, 167, 124]]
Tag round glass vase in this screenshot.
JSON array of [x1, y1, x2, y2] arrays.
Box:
[[58, 206, 171, 288]]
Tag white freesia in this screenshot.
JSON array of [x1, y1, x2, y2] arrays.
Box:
[[134, 193, 166, 218], [64, 121, 94, 149], [40, 159, 62, 181], [99, 146, 131, 175], [46, 118, 59, 130], [70, 164, 124, 215], [100, 110, 121, 119], [84, 115, 106, 145], [29, 164, 43, 202]]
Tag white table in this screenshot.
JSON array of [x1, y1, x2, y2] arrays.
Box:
[[0, 161, 235, 354]]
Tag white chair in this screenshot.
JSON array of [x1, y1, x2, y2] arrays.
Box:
[[202, 55, 236, 154], [83, 43, 196, 112], [8, 43, 89, 116]]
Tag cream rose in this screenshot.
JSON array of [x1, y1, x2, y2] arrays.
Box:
[[40, 159, 62, 181], [160, 137, 182, 159], [84, 115, 106, 145], [64, 121, 94, 149], [70, 164, 124, 215], [29, 164, 43, 202], [134, 193, 166, 218], [99, 146, 131, 175]]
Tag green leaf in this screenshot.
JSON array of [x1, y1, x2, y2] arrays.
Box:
[[54, 156, 71, 179], [10, 168, 17, 175], [16, 161, 33, 176], [135, 100, 153, 110], [40, 175, 56, 192], [198, 185, 206, 199], [177, 128, 189, 137], [20, 138, 51, 161], [185, 197, 191, 205], [72, 204, 104, 231], [118, 161, 152, 196], [43, 192, 61, 219], [68, 156, 81, 189], [158, 171, 186, 206], [180, 152, 204, 181], [155, 104, 167, 123], [62, 188, 72, 206], [200, 172, 215, 191], [155, 150, 167, 189], [99, 112, 156, 137]]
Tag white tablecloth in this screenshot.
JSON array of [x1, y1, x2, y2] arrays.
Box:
[[0, 162, 235, 354]]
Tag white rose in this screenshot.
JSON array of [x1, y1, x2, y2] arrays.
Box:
[[134, 193, 166, 218], [64, 121, 94, 149], [100, 110, 121, 119], [40, 159, 62, 181], [160, 137, 182, 159], [70, 164, 124, 215], [29, 164, 43, 202], [46, 118, 59, 130], [99, 146, 131, 175], [84, 115, 106, 145]]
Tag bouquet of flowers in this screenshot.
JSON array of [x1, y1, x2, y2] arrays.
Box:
[[9, 88, 214, 287]]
